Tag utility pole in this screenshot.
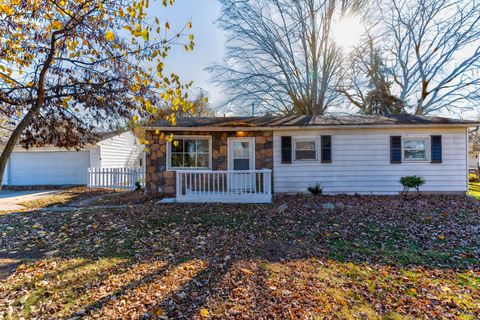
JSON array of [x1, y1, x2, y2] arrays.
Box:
[[251, 103, 255, 116]]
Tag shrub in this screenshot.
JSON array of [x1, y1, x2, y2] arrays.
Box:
[[400, 175, 425, 198], [308, 183, 323, 196], [135, 181, 143, 192], [469, 173, 479, 182]]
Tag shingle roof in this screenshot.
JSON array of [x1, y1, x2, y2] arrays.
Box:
[[147, 114, 479, 130]]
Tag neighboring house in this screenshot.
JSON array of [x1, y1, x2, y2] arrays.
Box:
[[143, 114, 478, 203], [468, 143, 480, 170], [1, 131, 144, 186]]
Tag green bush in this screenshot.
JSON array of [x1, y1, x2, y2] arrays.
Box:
[[400, 175, 425, 198], [308, 183, 323, 196]]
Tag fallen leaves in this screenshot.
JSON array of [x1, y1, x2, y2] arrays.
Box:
[[199, 308, 209, 317], [0, 194, 479, 319], [240, 268, 254, 276]]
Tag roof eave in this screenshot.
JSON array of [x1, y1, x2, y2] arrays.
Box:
[[144, 123, 480, 131]]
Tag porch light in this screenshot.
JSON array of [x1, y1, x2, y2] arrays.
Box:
[[236, 131, 246, 137]]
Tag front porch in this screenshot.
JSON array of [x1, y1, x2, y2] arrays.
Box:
[[145, 129, 274, 203], [175, 169, 272, 203]]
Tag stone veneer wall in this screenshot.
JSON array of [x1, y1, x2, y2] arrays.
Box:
[[145, 130, 274, 193]]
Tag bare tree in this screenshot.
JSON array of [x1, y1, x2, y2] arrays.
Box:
[[209, 0, 367, 116], [382, 0, 480, 115], [338, 35, 405, 114], [469, 125, 480, 145]]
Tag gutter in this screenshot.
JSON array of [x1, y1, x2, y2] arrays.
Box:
[[143, 123, 480, 132]]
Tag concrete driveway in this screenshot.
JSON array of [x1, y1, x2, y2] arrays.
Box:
[[0, 190, 60, 211]]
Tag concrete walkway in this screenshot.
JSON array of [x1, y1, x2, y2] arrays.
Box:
[[0, 190, 60, 211]]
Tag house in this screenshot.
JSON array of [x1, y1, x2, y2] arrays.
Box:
[[1, 131, 144, 186], [468, 143, 480, 170], [143, 114, 478, 203]]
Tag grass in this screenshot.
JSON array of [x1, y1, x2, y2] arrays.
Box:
[[0, 187, 113, 214], [0, 195, 479, 319], [17, 194, 75, 209], [468, 180, 480, 200]]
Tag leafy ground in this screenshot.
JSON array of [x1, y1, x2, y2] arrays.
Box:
[[90, 190, 165, 206], [468, 181, 480, 200], [0, 194, 479, 319]]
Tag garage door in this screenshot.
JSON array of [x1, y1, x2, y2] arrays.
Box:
[[8, 151, 90, 186]]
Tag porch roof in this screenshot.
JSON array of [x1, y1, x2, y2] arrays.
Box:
[[145, 114, 480, 131]]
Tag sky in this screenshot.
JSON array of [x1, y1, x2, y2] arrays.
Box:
[[154, 0, 227, 110], [151, 0, 478, 119]]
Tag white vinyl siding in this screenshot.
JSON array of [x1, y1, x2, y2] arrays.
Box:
[[98, 131, 144, 168], [89, 147, 101, 168], [469, 152, 479, 168], [273, 127, 468, 194]]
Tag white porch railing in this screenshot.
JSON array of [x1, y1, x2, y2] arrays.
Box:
[[87, 167, 145, 190], [175, 169, 272, 203]]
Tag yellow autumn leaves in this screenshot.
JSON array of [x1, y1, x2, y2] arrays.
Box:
[[1, 0, 193, 130], [0, 4, 13, 15], [106, 30, 115, 41], [52, 20, 62, 30]]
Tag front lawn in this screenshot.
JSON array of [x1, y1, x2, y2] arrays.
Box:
[[0, 195, 479, 319], [468, 181, 480, 200], [0, 187, 114, 215]]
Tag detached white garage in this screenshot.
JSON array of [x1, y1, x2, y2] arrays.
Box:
[[1, 131, 144, 187]]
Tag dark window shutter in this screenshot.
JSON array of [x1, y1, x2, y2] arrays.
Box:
[[321, 135, 332, 163], [390, 136, 402, 164], [281, 136, 292, 164], [431, 135, 442, 163]]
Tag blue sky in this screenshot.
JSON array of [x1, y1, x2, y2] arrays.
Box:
[[155, 0, 226, 109], [151, 0, 477, 119]]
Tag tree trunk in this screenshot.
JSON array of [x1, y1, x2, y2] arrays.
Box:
[[0, 34, 57, 190]]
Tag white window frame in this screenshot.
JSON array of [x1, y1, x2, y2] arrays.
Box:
[[166, 135, 212, 170], [293, 137, 319, 161], [227, 137, 256, 171], [402, 136, 430, 162]]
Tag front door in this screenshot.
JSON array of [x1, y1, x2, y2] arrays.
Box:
[[228, 137, 255, 192]]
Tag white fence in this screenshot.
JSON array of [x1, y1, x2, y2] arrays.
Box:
[[87, 167, 145, 190], [176, 169, 272, 203]]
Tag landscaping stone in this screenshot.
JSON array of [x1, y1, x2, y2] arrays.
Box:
[[335, 202, 345, 209], [322, 202, 335, 210], [277, 203, 288, 213]]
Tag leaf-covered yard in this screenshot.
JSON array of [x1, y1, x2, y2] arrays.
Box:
[[0, 194, 479, 319], [468, 181, 480, 200]]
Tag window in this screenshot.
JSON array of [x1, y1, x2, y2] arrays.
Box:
[[233, 141, 251, 170], [294, 139, 317, 161], [168, 137, 211, 169], [403, 138, 428, 161]]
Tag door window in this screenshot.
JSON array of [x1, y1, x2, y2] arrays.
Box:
[[233, 141, 250, 170]]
